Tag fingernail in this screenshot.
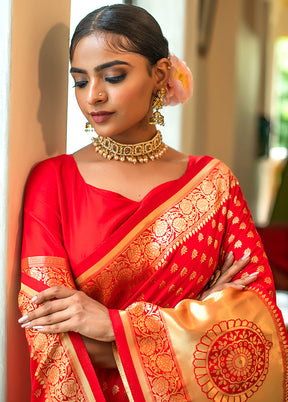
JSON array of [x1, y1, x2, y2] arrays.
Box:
[[248, 271, 259, 277], [31, 296, 38, 303], [18, 315, 29, 324], [21, 322, 31, 328], [241, 252, 250, 260], [33, 326, 44, 330], [227, 251, 233, 259]]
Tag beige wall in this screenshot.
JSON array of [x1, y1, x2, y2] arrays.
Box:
[[181, 0, 199, 154], [7, 1, 70, 400], [188, 0, 240, 168], [186, 0, 267, 210], [202, 0, 240, 169]]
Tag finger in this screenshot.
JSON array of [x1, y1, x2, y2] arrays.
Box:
[[28, 311, 87, 335], [31, 286, 77, 305], [225, 283, 246, 290], [233, 271, 259, 287], [200, 282, 245, 300], [21, 308, 73, 330], [201, 271, 259, 301], [221, 251, 235, 274], [30, 318, 73, 334], [18, 296, 71, 325], [211, 271, 259, 294], [217, 252, 250, 284]]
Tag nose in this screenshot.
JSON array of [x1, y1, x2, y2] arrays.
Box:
[[87, 80, 106, 105]]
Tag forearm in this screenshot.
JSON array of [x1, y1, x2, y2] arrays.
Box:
[[82, 336, 117, 369]]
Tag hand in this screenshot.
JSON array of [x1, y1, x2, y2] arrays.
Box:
[[199, 252, 258, 301], [18, 286, 115, 342], [82, 336, 117, 369]]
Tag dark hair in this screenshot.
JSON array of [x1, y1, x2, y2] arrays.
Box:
[[69, 4, 169, 66]]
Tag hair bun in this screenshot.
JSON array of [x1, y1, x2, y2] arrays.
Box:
[[164, 54, 193, 106]]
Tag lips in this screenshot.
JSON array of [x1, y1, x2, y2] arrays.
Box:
[[90, 111, 114, 124]]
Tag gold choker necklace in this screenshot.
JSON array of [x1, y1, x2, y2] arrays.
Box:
[[91, 131, 168, 164]]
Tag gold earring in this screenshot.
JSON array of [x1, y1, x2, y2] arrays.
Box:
[[149, 88, 165, 126], [85, 122, 94, 132]]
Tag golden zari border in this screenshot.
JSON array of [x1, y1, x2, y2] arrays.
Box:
[[116, 288, 287, 401], [79, 160, 236, 306], [19, 282, 95, 400], [112, 342, 135, 402], [22, 255, 75, 289], [116, 312, 154, 401], [62, 335, 96, 402], [77, 159, 227, 287], [161, 288, 286, 401], [120, 303, 189, 401]]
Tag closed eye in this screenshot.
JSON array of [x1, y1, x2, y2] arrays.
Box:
[[73, 80, 88, 88], [105, 74, 126, 84]]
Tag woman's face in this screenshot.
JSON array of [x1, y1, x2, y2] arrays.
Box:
[[70, 34, 159, 142]]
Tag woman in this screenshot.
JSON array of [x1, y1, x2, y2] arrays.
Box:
[[18, 4, 288, 401]]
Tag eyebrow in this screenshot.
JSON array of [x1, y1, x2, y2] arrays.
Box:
[[70, 60, 130, 74]]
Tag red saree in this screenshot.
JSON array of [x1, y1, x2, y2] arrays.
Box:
[[19, 154, 288, 401]]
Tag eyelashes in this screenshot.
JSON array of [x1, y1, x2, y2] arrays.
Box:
[[73, 73, 127, 88], [73, 80, 88, 88], [105, 73, 126, 83]]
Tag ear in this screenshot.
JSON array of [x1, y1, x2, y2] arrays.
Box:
[[152, 58, 171, 89]]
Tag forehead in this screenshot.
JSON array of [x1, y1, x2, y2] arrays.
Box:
[[71, 34, 147, 67]]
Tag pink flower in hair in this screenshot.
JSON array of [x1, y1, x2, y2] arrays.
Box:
[[164, 54, 193, 106]]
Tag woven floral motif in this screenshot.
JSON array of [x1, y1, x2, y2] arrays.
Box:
[[19, 290, 86, 401], [22, 256, 75, 289], [193, 319, 272, 401], [80, 162, 234, 303], [128, 302, 189, 401]]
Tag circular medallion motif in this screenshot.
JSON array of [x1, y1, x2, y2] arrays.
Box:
[[193, 319, 272, 401]]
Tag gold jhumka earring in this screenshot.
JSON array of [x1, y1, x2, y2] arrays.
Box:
[[85, 122, 94, 132], [149, 88, 165, 126]]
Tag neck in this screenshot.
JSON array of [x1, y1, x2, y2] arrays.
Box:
[[109, 124, 157, 145]]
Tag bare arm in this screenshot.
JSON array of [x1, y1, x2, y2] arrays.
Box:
[[82, 336, 116, 369]]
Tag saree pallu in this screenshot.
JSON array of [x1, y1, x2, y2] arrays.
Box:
[[19, 154, 288, 401]]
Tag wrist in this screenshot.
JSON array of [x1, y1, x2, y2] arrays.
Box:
[[101, 310, 115, 342]]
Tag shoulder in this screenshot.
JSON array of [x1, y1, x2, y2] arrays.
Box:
[[25, 154, 74, 200], [186, 156, 240, 193], [30, 154, 72, 173], [27, 154, 72, 183], [185, 154, 229, 174], [193, 155, 235, 176]]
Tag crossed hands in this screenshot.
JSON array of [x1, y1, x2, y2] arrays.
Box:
[[19, 287, 114, 342], [18, 251, 258, 368], [199, 251, 258, 301], [18, 287, 116, 368]]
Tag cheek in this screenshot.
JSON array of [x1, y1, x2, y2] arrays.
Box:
[[75, 92, 87, 114], [114, 83, 152, 110]]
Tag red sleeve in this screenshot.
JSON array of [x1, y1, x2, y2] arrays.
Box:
[[19, 157, 103, 401], [21, 158, 68, 259]]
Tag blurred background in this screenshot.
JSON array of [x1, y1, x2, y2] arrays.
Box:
[[1, 0, 287, 400]]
